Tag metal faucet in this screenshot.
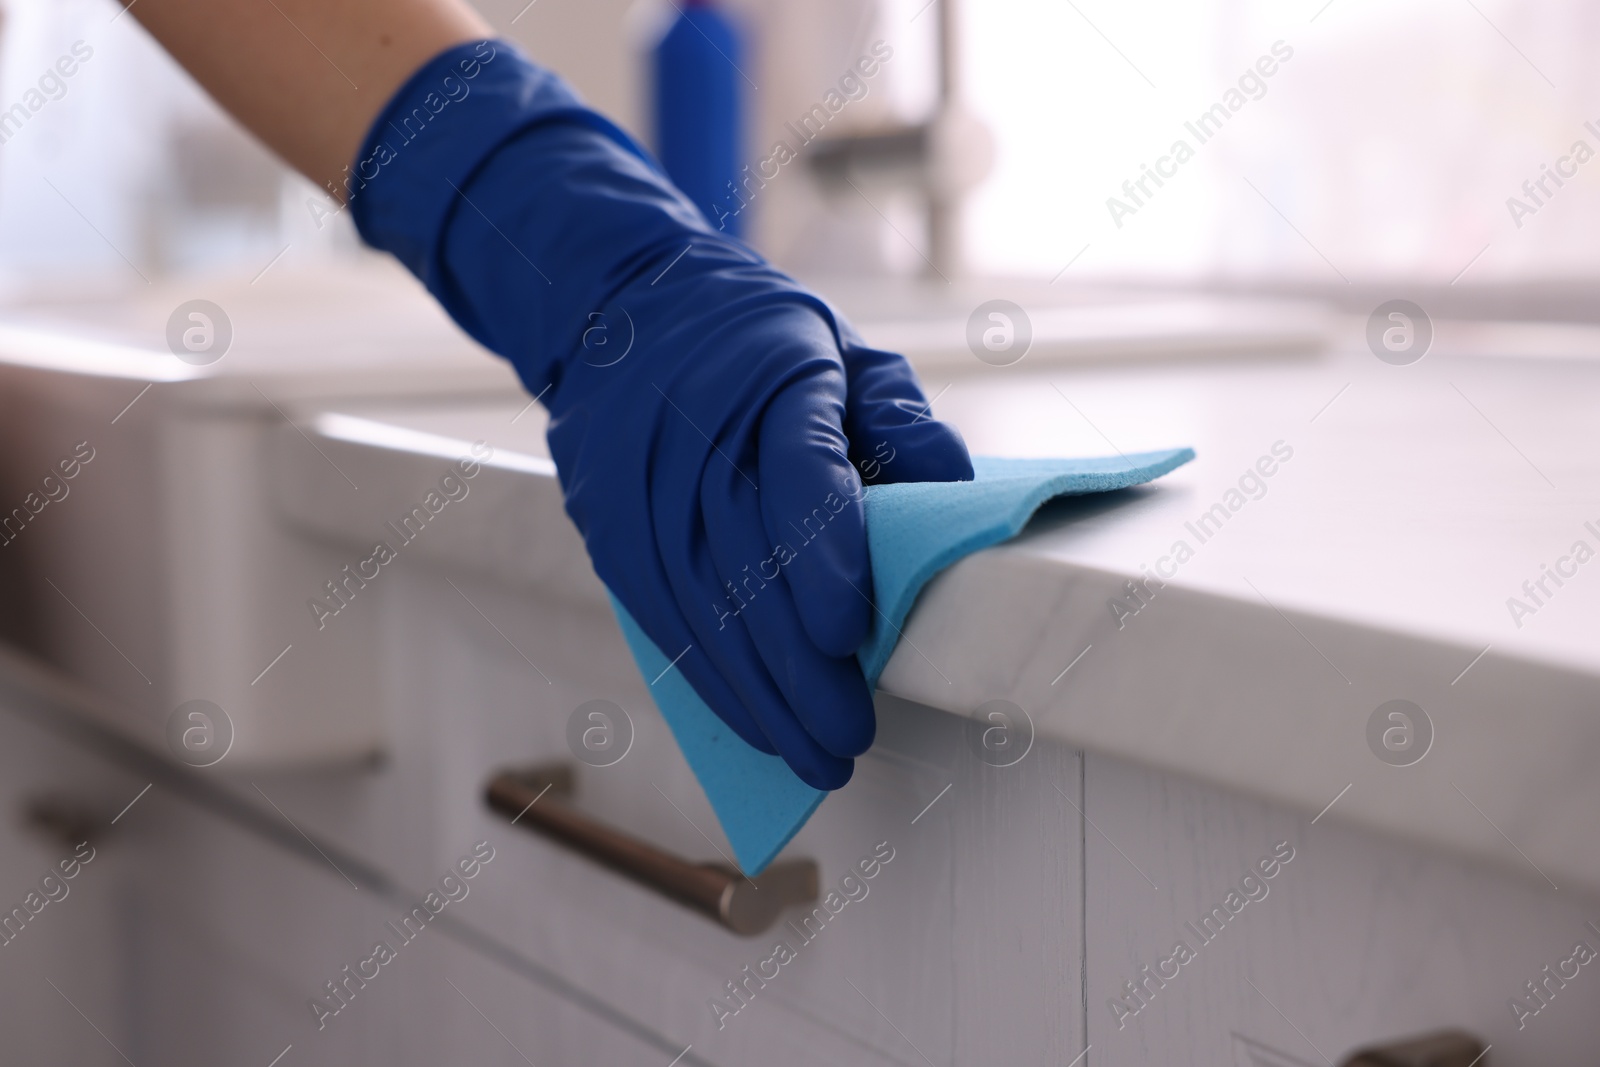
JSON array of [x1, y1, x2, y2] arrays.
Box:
[[803, 0, 992, 280]]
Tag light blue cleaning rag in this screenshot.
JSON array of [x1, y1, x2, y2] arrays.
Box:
[[612, 448, 1195, 874]]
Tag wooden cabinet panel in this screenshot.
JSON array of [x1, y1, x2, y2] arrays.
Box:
[[118, 789, 673, 1067], [1083, 750, 1600, 1066], [0, 700, 143, 1067], [241, 565, 1092, 1064]]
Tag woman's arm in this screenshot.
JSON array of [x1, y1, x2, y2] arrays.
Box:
[[122, 6, 974, 790], [125, 0, 489, 193]]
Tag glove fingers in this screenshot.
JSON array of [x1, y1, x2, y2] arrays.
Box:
[[703, 460, 877, 759], [755, 373, 873, 658], [569, 399, 782, 759], [687, 600, 856, 789], [653, 448, 855, 790], [840, 342, 975, 486], [586, 517, 779, 757], [669, 648, 780, 757]]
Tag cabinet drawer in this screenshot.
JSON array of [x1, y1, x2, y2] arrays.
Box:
[[1084, 752, 1600, 1066], [365, 567, 1088, 1065]]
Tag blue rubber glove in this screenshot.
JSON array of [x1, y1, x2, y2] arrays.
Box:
[[351, 41, 972, 789]]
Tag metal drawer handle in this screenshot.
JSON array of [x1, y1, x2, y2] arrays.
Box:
[[1340, 1029, 1486, 1067], [484, 764, 818, 937]]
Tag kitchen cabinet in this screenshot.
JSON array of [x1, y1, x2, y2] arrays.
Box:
[[1083, 750, 1598, 1066], [0, 684, 134, 1067], [2, 273, 1598, 1064]]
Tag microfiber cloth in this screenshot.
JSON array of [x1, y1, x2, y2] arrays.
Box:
[[612, 448, 1195, 874]]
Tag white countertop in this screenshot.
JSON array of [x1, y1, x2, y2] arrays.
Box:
[[0, 261, 520, 402], [275, 321, 1600, 893]]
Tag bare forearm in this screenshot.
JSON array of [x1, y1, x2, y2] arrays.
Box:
[[126, 0, 490, 195]]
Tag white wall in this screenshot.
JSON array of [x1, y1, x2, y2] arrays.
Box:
[[964, 0, 1600, 285]]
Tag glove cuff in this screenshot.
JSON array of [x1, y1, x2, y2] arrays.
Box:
[[348, 40, 641, 285], [347, 40, 857, 417]]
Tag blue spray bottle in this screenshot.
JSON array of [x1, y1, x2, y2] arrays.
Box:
[[653, 0, 745, 237]]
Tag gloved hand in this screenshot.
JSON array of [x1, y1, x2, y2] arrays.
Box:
[[352, 40, 972, 789]]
